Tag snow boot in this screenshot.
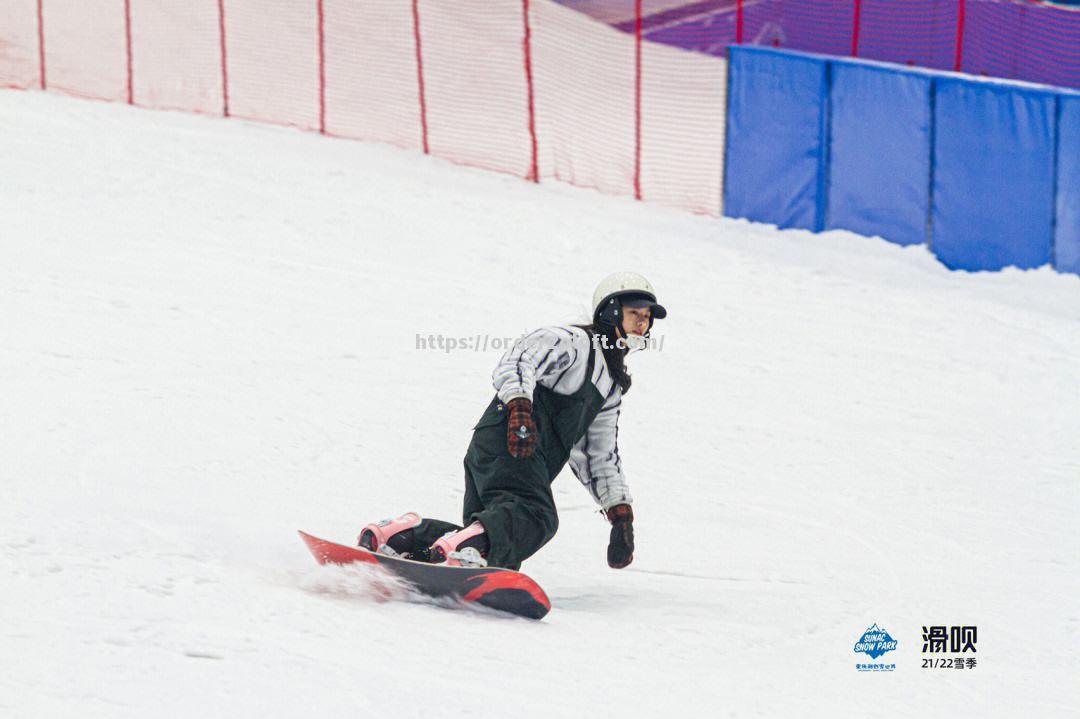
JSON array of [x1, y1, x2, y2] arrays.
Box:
[[357, 512, 423, 558], [429, 521, 489, 568]]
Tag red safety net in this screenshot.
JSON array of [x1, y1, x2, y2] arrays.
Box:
[[0, 0, 40, 89], [742, 0, 855, 56], [0, 0, 1074, 221], [531, 0, 637, 197], [223, 0, 320, 129], [640, 0, 726, 214], [962, 1, 1080, 89], [857, 0, 959, 70], [128, 0, 222, 114], [419, 0, 533, 178], [321, 1, 421, 149], [40, 0, 127, 100], [623, 0, 1079, 87]]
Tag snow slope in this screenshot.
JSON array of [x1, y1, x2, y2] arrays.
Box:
[[2, 91, 1079, 718]]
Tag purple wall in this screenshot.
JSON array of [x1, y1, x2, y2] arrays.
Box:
[[558, 0, 1080, 90]]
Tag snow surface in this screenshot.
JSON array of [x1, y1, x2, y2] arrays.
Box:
[[2, 91, 1079, 718]]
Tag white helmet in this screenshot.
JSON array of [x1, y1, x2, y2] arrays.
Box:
[[592, 271, 667, 328]]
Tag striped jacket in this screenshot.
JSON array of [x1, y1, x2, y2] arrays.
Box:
[[492, 325, 631, 511]]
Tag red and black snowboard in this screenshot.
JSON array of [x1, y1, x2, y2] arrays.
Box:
[[298, 531, 551, 620]]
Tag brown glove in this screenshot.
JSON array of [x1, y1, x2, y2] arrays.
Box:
[[506, 398, 538, 458], [605, 504, 634, 569]]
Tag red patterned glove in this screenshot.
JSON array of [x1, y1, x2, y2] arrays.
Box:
[[605, 504, 634, 569], [506, 398, 538, 459]]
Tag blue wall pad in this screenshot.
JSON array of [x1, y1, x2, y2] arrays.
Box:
[[725, 48, 828, 231], [1056, 94, 1080, 275], [932, 79, 1056, 271], [827, 61, 932, 246]]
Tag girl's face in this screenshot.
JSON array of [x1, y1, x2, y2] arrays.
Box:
[[620, 305, 652, 338]]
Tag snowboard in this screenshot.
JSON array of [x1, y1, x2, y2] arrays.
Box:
[[298, 531, 551, 620]]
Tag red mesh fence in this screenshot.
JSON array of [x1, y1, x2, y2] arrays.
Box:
[[419, 0, 533, 178], [579, 0, 1080, 89], [963, 1, 1080, 89], [857, 0, 958, 70], [742, 1, 855, 56], [1, 0, 725, 210], [0, 0, 1074, 222], [0, 0, 40, 89], [128, 0, 222, 114], [40, 0, 127, 100], [321, 0, 421, 148], [222, 0, 320, 129], [640, 0, 726, 214], [531, 0, 638, 196]]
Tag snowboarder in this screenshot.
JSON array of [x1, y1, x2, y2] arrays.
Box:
[[358, 271, 666, 571]]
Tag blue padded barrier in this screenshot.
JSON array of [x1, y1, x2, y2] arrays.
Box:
[[724, 47, 829, 231], [723, 48, 1074, 276], [931, 79, 1057, 271], [1056, 94, 1080, 275], [826, 61, 933, 246]]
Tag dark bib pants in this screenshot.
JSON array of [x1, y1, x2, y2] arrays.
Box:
[[414, 347, 605, 569]]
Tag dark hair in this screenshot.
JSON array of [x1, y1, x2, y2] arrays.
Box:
[[574, 323, 631, 395]]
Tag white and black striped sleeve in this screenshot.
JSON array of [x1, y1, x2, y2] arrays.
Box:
[[492, 326, 577, 404], [568, 396, 631, 511]]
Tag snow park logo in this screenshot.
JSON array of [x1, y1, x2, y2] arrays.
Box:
[[854, 624, 897, 672]]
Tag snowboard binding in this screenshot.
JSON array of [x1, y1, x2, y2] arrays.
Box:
[[357, 512, 423, 558], [358, 514, 490, 568], [430, 522, 489, 568]]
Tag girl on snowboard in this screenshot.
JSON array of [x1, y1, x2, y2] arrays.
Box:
[[358, 271, 666, 571]]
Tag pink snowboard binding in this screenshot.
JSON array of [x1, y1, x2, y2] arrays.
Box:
[[430, 521, 488, 568], [357, 512, 422, 558]]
